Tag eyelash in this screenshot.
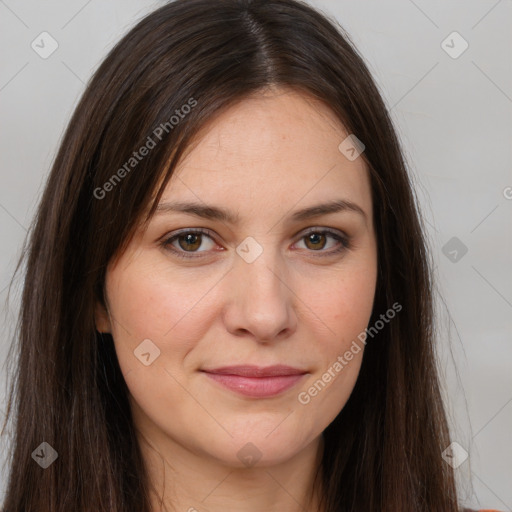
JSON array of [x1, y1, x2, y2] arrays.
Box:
[[160, 227, 351, 260]]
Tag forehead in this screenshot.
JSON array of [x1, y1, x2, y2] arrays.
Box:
[[157, 88, 372, 225]]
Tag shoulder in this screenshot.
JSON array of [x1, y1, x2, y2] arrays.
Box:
[[462, 508, 503, 512], [462, 509, 503, 512]]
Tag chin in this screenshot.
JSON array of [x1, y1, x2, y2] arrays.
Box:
[[201, 425, 317, 470]]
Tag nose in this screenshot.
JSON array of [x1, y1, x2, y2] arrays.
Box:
[[222, 245, 298, 343]]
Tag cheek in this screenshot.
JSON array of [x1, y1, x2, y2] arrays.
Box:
[[308, 262, 377, 344], [105, 262, 221, 372], [294, 262, 376, 420]]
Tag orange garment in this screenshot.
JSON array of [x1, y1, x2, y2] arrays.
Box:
[[464, 509, 502, 512]]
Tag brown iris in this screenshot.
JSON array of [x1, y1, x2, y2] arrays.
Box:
[[178, 233, 202, 251], [304, 232, 327, 251]]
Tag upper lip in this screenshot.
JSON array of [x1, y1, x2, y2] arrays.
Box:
[[201, 365, 307, 377]]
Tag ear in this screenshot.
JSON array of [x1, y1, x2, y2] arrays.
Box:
[[94, 300, 112, 333]]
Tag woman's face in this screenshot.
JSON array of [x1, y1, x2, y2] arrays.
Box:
[[96, 87, 378, 468]]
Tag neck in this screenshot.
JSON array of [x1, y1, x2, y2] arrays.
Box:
[[137, 424, 325, 512]]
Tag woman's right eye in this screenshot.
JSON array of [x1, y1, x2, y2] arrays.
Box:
[[161, 229, 218, 259]]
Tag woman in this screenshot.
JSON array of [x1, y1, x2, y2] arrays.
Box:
[[0, 0, 500, 511]]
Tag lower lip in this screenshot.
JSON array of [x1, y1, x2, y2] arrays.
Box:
[[202, 372, 306, 398]]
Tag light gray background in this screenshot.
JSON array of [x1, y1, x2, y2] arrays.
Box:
[[1, 0, 511, 509]]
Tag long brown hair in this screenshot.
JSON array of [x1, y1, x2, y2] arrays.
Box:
[[1, 0, 460, 510]]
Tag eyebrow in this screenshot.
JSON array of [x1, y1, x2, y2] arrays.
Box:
[[154, 199, 368, 225]]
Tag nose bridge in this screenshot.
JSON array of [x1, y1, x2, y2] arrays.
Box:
[[236, 236, 285, 298], [226, 235, 295, 340]]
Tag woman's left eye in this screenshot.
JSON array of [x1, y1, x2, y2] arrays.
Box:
[[161, 228, 350, 259], [295, 229, 349, 254]]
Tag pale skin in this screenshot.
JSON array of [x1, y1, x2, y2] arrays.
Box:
[[95, 86, 378, 512]]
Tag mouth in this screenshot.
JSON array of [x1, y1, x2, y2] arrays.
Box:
[[200, 365, 308, 398]]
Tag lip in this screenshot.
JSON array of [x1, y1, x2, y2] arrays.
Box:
[[201, 365, 308, 398], [203, 365, 307, 377]]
